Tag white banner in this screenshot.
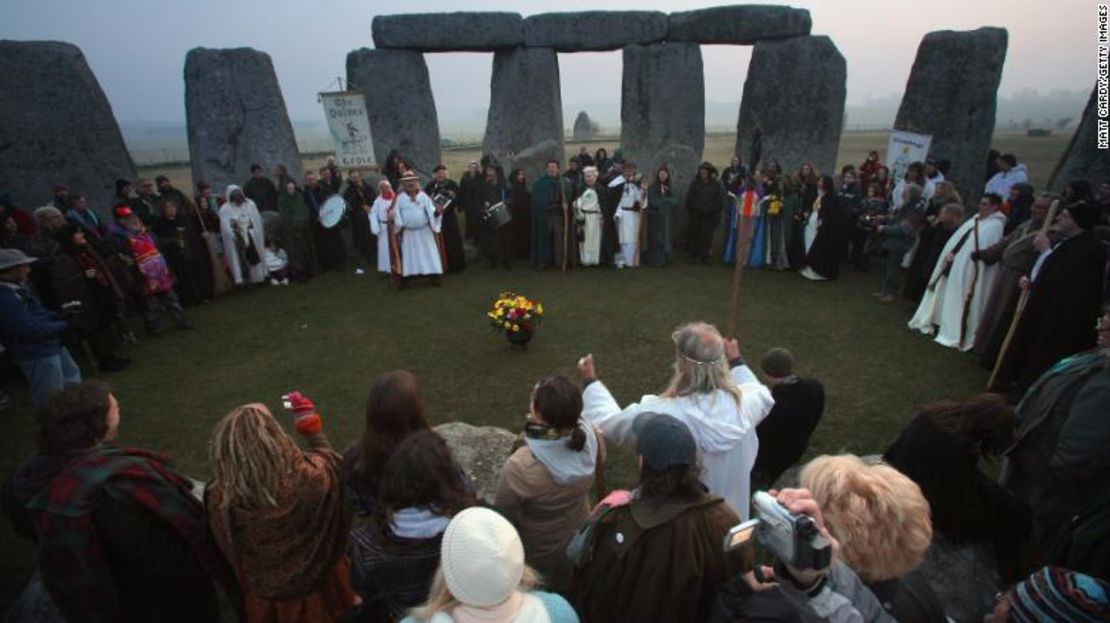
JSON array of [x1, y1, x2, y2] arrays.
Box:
[[886, 130, 932, 183], [321, 91, 375, 168]]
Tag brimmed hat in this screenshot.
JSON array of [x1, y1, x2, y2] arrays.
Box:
[[399, 170, 420, 184], [1009, 567, 1109, 622], [440, 507, 524, 608], [633, 412, 697, 471], [0, 248, 37, 271]]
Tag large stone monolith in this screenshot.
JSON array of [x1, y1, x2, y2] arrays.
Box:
[[0, 41, 135, 215], [621, 42, 704, 240], [372, 12, 523, 51], [736, 36, 846, 176], [482, 47, 564, 187], [895, 28, 1008, 203], [523, 11, 667, 51], [667, 5, 812, 44], [1048, 85, 1108, 192], [185, 48, 302, 196], [347, 48, 441, 178]]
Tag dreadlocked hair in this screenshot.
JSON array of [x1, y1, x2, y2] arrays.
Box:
[[209, 403, 300, 510], [661, 322, 742, 406]]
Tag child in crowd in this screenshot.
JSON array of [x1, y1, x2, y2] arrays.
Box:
[[265, 238, 290, 286]]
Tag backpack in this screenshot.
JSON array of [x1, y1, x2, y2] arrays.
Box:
[[566, 490, 632, 569]]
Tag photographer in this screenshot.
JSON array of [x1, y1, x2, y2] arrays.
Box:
[[0, 248, 81, 407], [713, 488, 896, 623]]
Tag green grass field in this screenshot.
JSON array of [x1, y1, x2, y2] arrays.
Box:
[[0, 249, 991, 608]]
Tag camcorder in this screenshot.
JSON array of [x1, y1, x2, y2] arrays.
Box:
[[723, 491, 832, 571]]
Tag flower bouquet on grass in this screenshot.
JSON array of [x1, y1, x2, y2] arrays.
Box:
[[488, 291, 544, 348]]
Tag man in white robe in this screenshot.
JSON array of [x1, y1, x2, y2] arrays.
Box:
[[610, 162, 645, 268], [368, 180, 395, 274], [574, 167, 603, 266], [219, 185, 266, 285], [392, 171, 443, 286], [577, 322, 774, 519], [908, 193, 1007, 351]]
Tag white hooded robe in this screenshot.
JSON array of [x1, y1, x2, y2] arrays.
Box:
[[219, 185, 266, 285]]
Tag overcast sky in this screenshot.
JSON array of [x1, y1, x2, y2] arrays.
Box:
[[1, 0, 1092, 124]]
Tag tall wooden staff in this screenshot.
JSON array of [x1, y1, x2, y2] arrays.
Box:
[[726, 194, 755, 339], [988, 199, 1060, 389], [561, 181, 569, 273], [386, 194, 402, 286], [958, 217, 982, 348], [634, 184, 648, 268]]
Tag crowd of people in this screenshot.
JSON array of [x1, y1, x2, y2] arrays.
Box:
[[2, 313, 1108, 622]]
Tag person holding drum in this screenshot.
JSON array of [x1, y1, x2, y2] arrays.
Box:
[[391, 171, 443, 288], [480, 164, 512, 270]]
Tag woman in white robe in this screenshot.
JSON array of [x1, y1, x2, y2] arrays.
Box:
[[368, 180, 396, 274], [574, 167, 603, 266], [909, 198, 1007, 351], [394, 175, 443, 277], [611, 174, 645, 268], [219, 184, 266, 285]]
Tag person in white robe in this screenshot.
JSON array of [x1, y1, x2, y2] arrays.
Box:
[[610, 163, 645, 268], [393, 171, 443, 281], [984, 154, 1029, 198], [574, 167, 603, 266], [908, 193, 1007, 351], [368, 180, 396, 275], [219, 184, 266, 285], [577, 322, 774, 519]]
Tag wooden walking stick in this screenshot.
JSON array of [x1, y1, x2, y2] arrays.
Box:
[[988, 199, 1060, 389], [561, 182, 569, 273], [634, 184, 647, 268], [726, 201, 755, 339], [386, 194, 403, 286], [958, 217, 982, 348]]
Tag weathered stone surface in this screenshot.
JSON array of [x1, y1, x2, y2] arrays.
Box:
[[435, 422, 516, 502], [347, 49, 441, 179], [185, 48, 302, 196], [573, 111, 595, 141], [372, 13, 523, 51], [621, 42, 705, 241], [483, 47, 564, 187], [736, 35, 846, 176], [895, 28, 1008, 204], [0, 41, 136, 216], [523, 11, 667, 51], [1048, 86, 1109, 192], [668, 5, 811, 44]]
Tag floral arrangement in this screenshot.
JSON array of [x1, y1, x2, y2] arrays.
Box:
[[488, 291, 544, 335]]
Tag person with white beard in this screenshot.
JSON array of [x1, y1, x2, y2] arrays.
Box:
[[609, 162, 645, 268], [391, 171, 443, 288], [573, 167, 603, 266], [908, 193, 1007, 350], [219, 185, 266, 286]]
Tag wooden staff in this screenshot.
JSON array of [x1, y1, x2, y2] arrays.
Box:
[[386, 194, 402, 285], [958, 217, 982, 347], [191, 198, 233, 296], [634, 185, 647, 267], [726, 197, 755, 339], [988, 199, 1060, 389], [561, 182, 569, 273]]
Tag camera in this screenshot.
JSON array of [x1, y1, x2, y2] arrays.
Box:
[[723, 491, 832, 571]]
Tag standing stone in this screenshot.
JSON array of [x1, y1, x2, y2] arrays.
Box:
[[895, 28, 1008, 204], [622, 42, 705, 240], [1048, 85, 1108, 192], [347, 48, 441, 179], [185, 48, 302, 196], [0, 41, 136, 216], [668, 5, 812, 44], [573, 111, 595, 142], [434, 422, 515, 503], [523, 11, 667, 51], [372, 13, 523, 51], [483, 48, 564, 187], [736, 36, 846, 176]]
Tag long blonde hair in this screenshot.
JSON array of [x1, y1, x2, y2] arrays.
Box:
[[209, 403, 300, 510], [409, 566, 540, 621], [661, 322, 742, 405]]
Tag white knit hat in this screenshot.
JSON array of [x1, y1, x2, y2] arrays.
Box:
[[440, 507, 524, 607]]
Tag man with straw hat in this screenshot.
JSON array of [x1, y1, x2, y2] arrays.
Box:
[[391, 170, 444, 289]]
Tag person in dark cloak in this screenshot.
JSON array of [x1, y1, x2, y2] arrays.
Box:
[[508, 169, 532, 260], [311, 169, 347, 272], [799, 175, 846, 281], [904, 202, 964, 303], [1005, 183, 1035, 235], [530, 160, 563, 269], [150, 200, 205, 306], [684, 162, 724, 264], [276, 181, 317, 281], [242, 164, 278, 212], [645, 166, 678, 267], [480, 165, 512, 269], [992, 201, 1108, 393], [459, 161, 484, 243], [383, 150, 406, 190], [424, 164, 465, 273], [343, 170, 377, 275]]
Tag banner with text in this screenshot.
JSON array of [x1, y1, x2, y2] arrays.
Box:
[[885, 131, 932, 184], [321, 91, 375, 168]]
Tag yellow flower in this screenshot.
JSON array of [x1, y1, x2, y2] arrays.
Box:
[[503, 321, 511, 329], [511, 324, 519, 332], [536, 304, 544, 314]]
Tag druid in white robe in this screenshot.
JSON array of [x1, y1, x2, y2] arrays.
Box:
[[908, 210, 1007, 350], [395, 190, 443, 277], [368, 195, 395, 274], [574, 186, 603, 266], [611, 177, 645, 267], [219, 185, 266, 285]]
